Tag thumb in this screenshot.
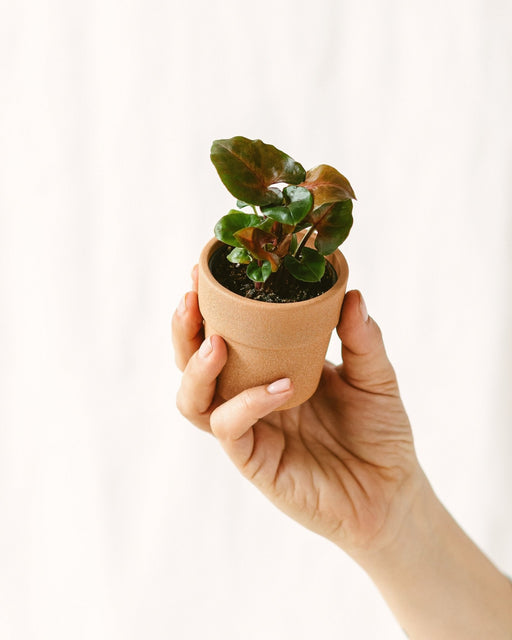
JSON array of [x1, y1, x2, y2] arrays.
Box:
[[336, 290, 399, 396]]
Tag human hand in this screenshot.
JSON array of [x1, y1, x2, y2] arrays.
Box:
[[173, 269, 512, 638], [173, 267, 425, 559]]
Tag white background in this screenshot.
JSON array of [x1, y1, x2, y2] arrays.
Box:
[[1, 1, 511, 638]]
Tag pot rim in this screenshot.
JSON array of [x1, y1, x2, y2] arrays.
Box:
[[199, 237, 349, 310]]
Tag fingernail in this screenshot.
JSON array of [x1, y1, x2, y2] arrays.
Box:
[[359, 292, 369, 322], [267, 378, 292, 395], [177, 293, 188, 315], [199, 336, 212, 358]]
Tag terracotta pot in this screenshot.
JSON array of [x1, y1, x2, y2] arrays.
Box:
[[197, 238, 349, 410]]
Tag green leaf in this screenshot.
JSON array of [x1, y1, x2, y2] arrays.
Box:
[[300, 164, 356, 207], [283, 247, 326, 282], [283, 185, 313, 224], [264, 206, 295, 226], [310, 200, 354, 255], [211, 136, 306, 206], [247, 260, 272, 283], [236, 199, 250, 209], [226, 247, 251, 264], [263, 187, 313, 227], [214, 211, 261, 247], [255, 217, 275, 233], [267, 186, 284, 203]]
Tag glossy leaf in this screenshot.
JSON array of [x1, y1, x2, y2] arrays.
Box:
[[262, 186, 312, 227], [310, 200, 354, 255], [267, 186, 284, 203], [255, 217, 276, 233], [211, 137, 306, 206], [264, 206, 295, 226], [214, 211, 261, 247], [283, 185, 313, 223], [247, 260, 272, 283], [301, 164, 356, 207], [227, 247, 251, 264], [283, 247, 326, 282], [234, 226, 280, 271]]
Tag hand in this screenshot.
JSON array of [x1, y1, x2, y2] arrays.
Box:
[[173, 268, 512, 638], [172, 267, 425, 558]]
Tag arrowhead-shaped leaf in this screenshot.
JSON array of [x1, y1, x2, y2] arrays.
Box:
[[234, 227, 281, 271], [283, 247, 326, 282], [263, 206, 295, 226], [214, 211, 261, 247], [309, 200, 354, 255], [263, 186, 313, 226], [247, 260, 272, 283], [226, 247, 251, 264], [301, 164, 356, 207], [211, 137, 306, 206], [284, 185, 313, 223]]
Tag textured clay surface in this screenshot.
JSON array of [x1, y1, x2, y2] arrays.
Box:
[[197, 238, 349, 410]]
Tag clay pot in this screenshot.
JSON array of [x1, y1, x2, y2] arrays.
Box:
[[197, 238, 349, 410]]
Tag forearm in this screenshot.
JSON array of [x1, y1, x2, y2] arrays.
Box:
[[351, 474, 512, 639]]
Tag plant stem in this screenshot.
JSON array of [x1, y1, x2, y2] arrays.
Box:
[[255, 260, 263, 290], [294, 226, 316, 259]]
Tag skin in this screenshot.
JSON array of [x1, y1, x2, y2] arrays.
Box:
[[173, 266, 512, 639]]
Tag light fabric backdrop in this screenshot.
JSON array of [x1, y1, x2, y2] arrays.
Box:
[[0, 1, 511, 638]]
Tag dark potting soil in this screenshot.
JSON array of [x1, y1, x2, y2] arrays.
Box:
[[209, 245, 337, 304]]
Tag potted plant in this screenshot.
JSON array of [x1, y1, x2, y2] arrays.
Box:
[[198, 136, 355, 409]]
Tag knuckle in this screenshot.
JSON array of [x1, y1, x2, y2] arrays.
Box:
[[238, 389, 255, 414]]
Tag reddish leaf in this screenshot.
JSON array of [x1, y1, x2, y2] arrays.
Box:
[[211, 137, 306, 206], [275, 233, 293, 257], [301, 164, 356, 207], [234, 227, 281, 271]]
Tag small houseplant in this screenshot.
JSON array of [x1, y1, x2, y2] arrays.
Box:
[[198, 136, 355, 409]]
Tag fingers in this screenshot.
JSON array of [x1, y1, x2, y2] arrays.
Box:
[[172, 265, 200, 370], [191, 264, 198, 292], [172, 289, 204, 371], [336, 290, 399, 396], [176, 334, 228, 431], [210, 378, 294, 467]]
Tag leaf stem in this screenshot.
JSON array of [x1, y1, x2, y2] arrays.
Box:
[[294, 226, 316, 259], [255, 260, 263, 290]]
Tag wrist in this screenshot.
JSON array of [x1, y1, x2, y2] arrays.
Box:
[[350, 468, 437, 571], [349, 470, 512, 639], [328, 462, 431, 565]]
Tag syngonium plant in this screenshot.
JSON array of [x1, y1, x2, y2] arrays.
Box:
[[210, 136, 355, 288]]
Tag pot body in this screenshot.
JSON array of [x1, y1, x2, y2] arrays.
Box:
[[197, 238, 349, 410]]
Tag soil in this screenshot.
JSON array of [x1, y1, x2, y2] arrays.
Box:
[[209, 245, 337, 303]]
